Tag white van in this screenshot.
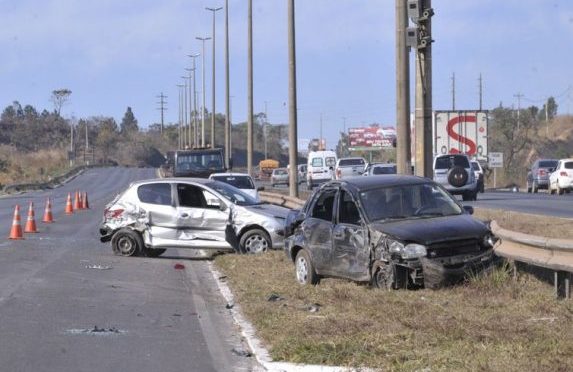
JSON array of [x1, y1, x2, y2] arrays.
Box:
[[306, 150, 337, 189]]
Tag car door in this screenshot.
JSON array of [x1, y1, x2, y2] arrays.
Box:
[[330, 189, 370, 281], [175, 183, 231, 249], [300, 187, 338, 274], [136, 182, 179, 245]]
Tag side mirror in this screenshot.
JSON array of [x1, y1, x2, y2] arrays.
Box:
[[463, 205, 474, 215], [257, 186, 265, 191]]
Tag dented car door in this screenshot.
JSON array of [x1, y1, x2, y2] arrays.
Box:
[[174, 183, 231, 249], [330, 189, 370, 281], [136, 182, 179, 242]]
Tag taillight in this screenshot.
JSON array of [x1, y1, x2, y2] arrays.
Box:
[[104, 208, 124, 219], [561, 171, 568, 177], [538, 169, 546, 176], [336, 169, 341, 179]]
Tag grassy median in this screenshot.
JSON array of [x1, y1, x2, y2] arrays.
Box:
[[215, 250, 573, 370]]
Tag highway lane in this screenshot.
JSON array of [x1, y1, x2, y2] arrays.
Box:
[[0, 167, 258, 372]]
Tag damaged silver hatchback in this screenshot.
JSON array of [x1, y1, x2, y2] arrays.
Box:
[[100, 178, 289, 256], [284, 176, 497, 289]]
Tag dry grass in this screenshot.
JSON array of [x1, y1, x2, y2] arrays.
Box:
[[0, 146, 68, 186], [215, 251, 573, 370], [473, 208, 573, 239]]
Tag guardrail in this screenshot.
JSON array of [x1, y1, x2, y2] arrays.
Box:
[[491, 221, 572, 299], [259, 191, 305, 210], [2, 165, 98, 194]]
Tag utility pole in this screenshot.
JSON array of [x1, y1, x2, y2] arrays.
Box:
[[514, 92, 524, 130], [288, 0, 299, 197], [196, 36, 211, 147], [185, 67, 195, 147], [206, 6, 223, 148], [478, 73, 483, 111], [396, 0, 411, 175], [156, 92, 167, 134], [247, 0, 254, 176], [177, 84, 184, 149], [264, 101, 268, 159], [188, 53, 200, 146], [181, 76, 190, 148], [225, 0, 231, 168], [451, 72, 456, 111], [319, 113, 323, 150]]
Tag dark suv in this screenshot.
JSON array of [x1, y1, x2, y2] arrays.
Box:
[[526, 159, 558, 193]]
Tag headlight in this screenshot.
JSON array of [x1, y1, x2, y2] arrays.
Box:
[[386, 239, 427, 259], [482, 234, 495, 248]]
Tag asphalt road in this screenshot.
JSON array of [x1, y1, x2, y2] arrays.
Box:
[[0, 167, 258, 372]]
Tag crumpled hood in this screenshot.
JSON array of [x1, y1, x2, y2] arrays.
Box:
[[242, 203, 290, 220], [370, 214, 488, 245]]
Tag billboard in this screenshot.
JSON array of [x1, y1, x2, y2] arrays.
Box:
[[434, 111, 488, 160], [348, 125, 396, 151]]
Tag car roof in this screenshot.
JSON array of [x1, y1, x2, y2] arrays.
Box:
[[129, 177, 215, 188], [209, 173, 252, 178], [321, 175, 430, 193]]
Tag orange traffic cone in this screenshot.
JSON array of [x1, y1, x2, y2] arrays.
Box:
[[73, 191, 81, 210], [43, 198, 54, 223], [82, 192, 90, 209], [9, 205, 24, 239], [65, 193, 74, 215], [24, 202, 38, 233]]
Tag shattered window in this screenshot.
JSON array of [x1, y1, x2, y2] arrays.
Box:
[[138, 183, 172, 206], [338, 190, 361, 225], [311, 189, 336, 222]]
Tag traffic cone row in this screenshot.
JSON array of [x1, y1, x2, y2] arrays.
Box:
[[7, 191, 91, 239]]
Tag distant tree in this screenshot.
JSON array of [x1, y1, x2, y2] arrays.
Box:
[[538, 96, 558, 121], [528, 105, 539, 119], [95, 117, 118, 163], [120, 107, 139, 134], [51, 89, 72, 115]]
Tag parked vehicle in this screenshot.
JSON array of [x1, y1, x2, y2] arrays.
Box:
[[297, 164, 307, 184], [284, 176, 496, 289], [172, 148, 226, 178], [471, 160, 485, 193], [271, 168, 289, 187], [100, 178, 288, 256], [527, 159, 558, 193], [209, 173, 262, 200], [549, 158, 573, 195], [433, 154, 478, 201], [334, 157, 367, 179], [362, 162, 397, 176], [307, 150, 337, 189]]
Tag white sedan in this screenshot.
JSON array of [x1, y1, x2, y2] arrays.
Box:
[[549, 159, 573, 195], [209, 173, 262, 200]]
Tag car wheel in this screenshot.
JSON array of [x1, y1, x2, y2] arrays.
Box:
[[239, 229, 270, 254], [372, 262, 407, 290], [295, 249, 319, 285], [557, 184, 564, 195], [111, 228, 143, 257], [145, 248, 166, 257], [526, 181, 531, 193], [447, 166, 469, 187], [532, 182, 538, 193]]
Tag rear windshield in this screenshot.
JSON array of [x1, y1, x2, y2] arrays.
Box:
[[311, 158, 323, 167], [339, 158, 365, 166], [211, 175, 254, 189], [564, 162, 573, 169], [325, 157, 336, 167], [539, 160, 558, 168], [435, 155, 470, 169], [373, 165, 396, 175], [274, 169, 288, 175]]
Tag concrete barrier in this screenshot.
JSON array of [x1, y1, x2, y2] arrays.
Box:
[[2, 165, 98, 194]]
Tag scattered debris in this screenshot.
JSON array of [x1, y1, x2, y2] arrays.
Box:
[[66, 326, 125, 335], [85, 264, 112, 270], [306, 303, 321, 313], [231, 348, 252, 358], [527, 317, 558, 323], [267, 293, 285, 302], [172, 313, 182, 317], [226, 302, 234, 309], [218, 275, 227, 281]]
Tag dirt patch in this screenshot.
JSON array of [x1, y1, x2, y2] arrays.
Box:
[[215, 251, 573, 370]]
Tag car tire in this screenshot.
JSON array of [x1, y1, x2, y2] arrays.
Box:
[[447, 166, 468, 188], [526, 181, 531, 193], [111, 228, 144, 257], [557, 184, 564, 195], [372, 262, 407, 290], [145, 248, 166, 257], [239, 229, 271, 254], [532, 182, 538, 193], [295, 249, 319, 285]]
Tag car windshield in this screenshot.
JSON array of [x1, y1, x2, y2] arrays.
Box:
[[372, 165, 397, 175], [205, 181, 259, 206], [176, 153, 223, 171], [211, 175, 255, 189], [360, 183, 462, 222], [539, 160, 558, 168], [565, 162, 573, 169], [325, 157, 337, 167], [435, 156, 470, 169], [339, 158, 364, 166]]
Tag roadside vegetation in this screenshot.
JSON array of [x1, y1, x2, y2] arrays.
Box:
[[215, 251, 573, 370]]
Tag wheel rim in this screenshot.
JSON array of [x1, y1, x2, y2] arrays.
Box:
[[117, 235, 136, 256], [296, 256, 308, 284], [244, 234, 268, 254]]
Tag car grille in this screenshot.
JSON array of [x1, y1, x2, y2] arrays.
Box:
[[426, 238, 481, 258]]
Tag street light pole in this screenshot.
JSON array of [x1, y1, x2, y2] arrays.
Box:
[[288, 0, 299, 197], [185, 67, 195, 147], [176, 84, 184, 149], [264, 101, 268, 159], [181, 76, 189, 149], [247, 0, 254, 176], [206, 7, 222, 149], [188, 53, 200, 146], [196, 36, 211, 147], [225, 0, 231, 168]]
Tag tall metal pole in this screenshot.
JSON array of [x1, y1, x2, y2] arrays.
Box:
[[185, 68, 194, 147], [451, 72, 456, 111], [188, 54, 200, 146], [247, 0, 254, 176], [478, 73, 483, 111], [181, 76, 189, 149], [225, 0, 231, 168], [196, 36, 211, 147], [177, 84, 184, 149], [206, 7, 222, 148], [264, 101, 268, 159], [514, 92, 523, 131], [396, 0, 411, 175], [288, 0, 299, 197], [414, 0, 433, 178]]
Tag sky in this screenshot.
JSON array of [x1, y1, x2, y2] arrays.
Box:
[[1, 0, 572, 150]]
